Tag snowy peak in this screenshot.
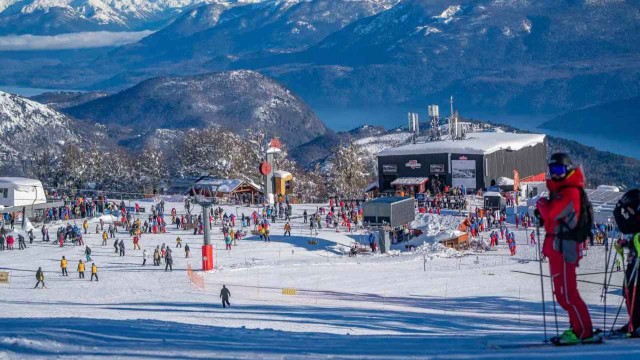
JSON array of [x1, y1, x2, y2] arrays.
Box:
[[0, 0, 248, 34], [0, 91, 91, 166], [63, 70, 328, 148], [0, 0, 399, 35], [0, 90, 70, 132]]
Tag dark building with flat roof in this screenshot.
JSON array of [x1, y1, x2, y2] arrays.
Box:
[[376, 132, 547, 194]]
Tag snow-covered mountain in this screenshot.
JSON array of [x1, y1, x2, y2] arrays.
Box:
[[29, 91, 109, 109], [271, 0, 640, 112], [0, 0, 256, 34], [101, 0, 399, 71], [63, 70, 328, 148], [0, 91, 91, 168], [0, 0, 396, 35]]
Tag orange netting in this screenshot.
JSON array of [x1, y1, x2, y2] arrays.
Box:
[[186, 264, 205, 290]]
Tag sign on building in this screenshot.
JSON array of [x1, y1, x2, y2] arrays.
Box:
[[0, 271, 9, 284], [382, 164, 397, 174], [452, 160, 477, 189], [405, 160, 422, 169], [430, 164, 445, 174]]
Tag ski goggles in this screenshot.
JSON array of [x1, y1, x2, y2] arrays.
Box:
[[548, 164, 567, 177]]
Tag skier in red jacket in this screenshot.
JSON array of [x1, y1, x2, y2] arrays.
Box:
[[536, 153, 595, 344]]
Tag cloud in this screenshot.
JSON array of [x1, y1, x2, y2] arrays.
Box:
[[0, 31, 154, 50]]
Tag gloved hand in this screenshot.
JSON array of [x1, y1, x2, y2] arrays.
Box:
[[617, 238, 628, 249], [535, 198, 548, 225], [534, 208, 544, 226]]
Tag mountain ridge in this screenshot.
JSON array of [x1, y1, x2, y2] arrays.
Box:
[[63, 69, 328, 148]]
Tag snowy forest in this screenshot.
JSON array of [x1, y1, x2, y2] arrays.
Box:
[[21, 128, 376, 201]]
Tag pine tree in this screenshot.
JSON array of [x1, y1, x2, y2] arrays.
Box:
[[326, 141, 375, 198]]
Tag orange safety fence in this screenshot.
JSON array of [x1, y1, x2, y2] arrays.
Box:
[[458, 218, 471, 232], [186, 264, 205, 290]]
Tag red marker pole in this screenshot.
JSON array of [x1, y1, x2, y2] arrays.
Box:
[[202, 203, 213, 271]]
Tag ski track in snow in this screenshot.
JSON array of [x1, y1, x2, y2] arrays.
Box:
[[0, 200, 637, 359]]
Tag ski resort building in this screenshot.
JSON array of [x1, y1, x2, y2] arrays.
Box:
[[0, 178, 46, 207], [376, 132, 547, 194], [188, 177, 263, 204]]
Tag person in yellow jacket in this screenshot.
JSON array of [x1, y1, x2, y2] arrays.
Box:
[[34, 267, 45, 289], [90, 263, 98, 282], [284, 222, 292, 237], [83, 220, 89, 234], [102, 231, 108, 246], [60, 256, 68, 276], [77, 260, 85, 279], [176, 236, 182, 248]]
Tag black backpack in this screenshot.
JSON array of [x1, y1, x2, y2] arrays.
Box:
[[614, 189, 640, 235], [563, 187, 593, 243]]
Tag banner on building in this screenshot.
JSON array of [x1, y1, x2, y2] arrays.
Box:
[[451, 160, 476, 189], [430, 164, 445, 174], [382, 164, 397, 174]]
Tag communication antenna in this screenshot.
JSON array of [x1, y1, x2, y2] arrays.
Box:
[[449, 96, 454, 139], [408, 112, 419, 144], [428, 105, 440, 141], [454, 110, 459, 140]]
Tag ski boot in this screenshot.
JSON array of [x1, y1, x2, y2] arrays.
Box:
[[627, 328, 640, 338], [551, 329, 602, 346], [551, 329, 579, 345]]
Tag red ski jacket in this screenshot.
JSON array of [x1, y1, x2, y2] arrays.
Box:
[[536, 167, 585, 264]]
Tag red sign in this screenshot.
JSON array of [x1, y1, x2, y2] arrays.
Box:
[[405, 160, 422, 169], [269, 138, 282, 149], [259, 162, 272, 176], [459, 156, 468, 160]]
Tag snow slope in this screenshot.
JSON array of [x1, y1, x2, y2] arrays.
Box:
[[0, 200, 637, 358], [0, 91, 88, 166]]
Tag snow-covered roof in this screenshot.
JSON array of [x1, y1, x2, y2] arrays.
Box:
[[391, 177, 429, 186], [377, 132, 545, 157], [0, 177, 43, 187], [597, 185, 620, 192], [365, 180, 379, 193], [483, 191, 504, 198], [496, 177, 514, 186], [195, 178, 260, 194], [273, 170, 292, 179]]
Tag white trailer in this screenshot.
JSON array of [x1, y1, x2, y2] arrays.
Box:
[[0, 178, 46, 207]]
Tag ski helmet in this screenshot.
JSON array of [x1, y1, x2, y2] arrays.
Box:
[[614, 189, 640, 235], [548, 153, 574, 180]]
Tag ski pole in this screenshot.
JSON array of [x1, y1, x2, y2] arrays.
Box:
[[610, 295, 626, 335], [536, 221, 548, 342], [628, 234, 640, 334], [602, 234, 616, 333], [604, 249, 618, 298], [609, 243, 626, 335], [549, 272, 560, 338]]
